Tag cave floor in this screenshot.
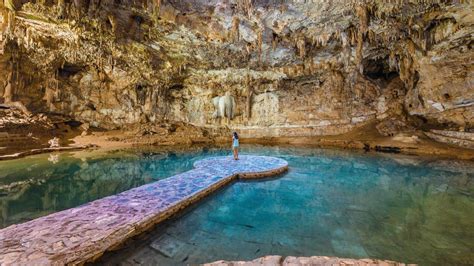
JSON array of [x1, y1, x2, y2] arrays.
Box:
[[69, 119, 474, 161], [243, 123, 474, 160], [1, 122, 473, 161]]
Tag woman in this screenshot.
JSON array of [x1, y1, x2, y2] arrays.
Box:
[[232, 132, 239, 160]]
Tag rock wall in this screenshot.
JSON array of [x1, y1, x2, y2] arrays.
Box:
[[0, 0, 472, 137]]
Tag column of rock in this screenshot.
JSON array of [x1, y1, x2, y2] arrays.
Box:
[[2, 69, 31, 115], [355, 4, 369, 74]]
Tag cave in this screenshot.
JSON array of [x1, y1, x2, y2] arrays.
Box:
[[0, 1, 473, 265]]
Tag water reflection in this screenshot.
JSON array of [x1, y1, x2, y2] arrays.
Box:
[[0, 148, 220, 228], [98, 146, 474, 266], [1, 146, 473, 265], [47, 154, 59, 164]]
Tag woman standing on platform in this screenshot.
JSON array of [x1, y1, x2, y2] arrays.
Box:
[[232, 132, 239, 160]]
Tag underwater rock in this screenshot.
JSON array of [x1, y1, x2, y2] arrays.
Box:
[[150, 235, 186, 258]]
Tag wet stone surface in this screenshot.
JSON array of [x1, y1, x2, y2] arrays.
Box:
[[0, 155, 288, 265]]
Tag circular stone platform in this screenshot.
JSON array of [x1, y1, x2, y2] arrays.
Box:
[[194, 155, 289, 179]]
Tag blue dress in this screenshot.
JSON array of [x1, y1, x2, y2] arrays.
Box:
[[232, 138, 239, 148]]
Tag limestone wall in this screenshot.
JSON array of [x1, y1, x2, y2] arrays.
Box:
[[0, 0, 472, 136]]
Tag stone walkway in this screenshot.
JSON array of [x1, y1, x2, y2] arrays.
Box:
[[206, 255, 408, 266], [0, 155, 288, 265]]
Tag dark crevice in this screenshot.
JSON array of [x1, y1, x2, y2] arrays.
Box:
[[64, 120, 83, 128], [58, 63, 84, 78], [362, 57, 399, 81]]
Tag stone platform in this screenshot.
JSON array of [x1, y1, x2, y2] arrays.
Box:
[[0, 155, 288, 265], [206, 255, 407, 266]]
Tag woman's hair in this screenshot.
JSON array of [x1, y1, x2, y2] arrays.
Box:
[[233, 132, 239, 139]]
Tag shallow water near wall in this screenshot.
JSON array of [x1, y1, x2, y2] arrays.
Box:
[[1, 146, 473, 265]]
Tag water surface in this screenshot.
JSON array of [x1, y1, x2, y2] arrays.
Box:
[[1, 146, 473, 265], [99, 146, 474, 266], [0, 147, 218, 228]]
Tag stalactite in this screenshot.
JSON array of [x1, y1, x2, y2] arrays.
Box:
[[57, 0, 66, 18], [355, 30, 364, 74], [340, 31, 349, 48], [367, 30, 375, 45], [0, 7, 8, 35], [398, 39, 419, 91], [296, 36, 305, 59], [256, 25, 263, 61], [356, 4, 369, 35], [389, 50, 398, 72], [354, 3, 369, 75], [245, 42, 252, 57], [43, 79, 56, 112], [272, 32, 279, 51], [6, 10, 14, 35], [231, 16, 240, 42], [4, 0, 17, 11], [2, 65, 30, 115], [245, 70, 253, 119], [108, 15, 117, 35], [3, 71, 13, 103], [238, 0, 253, 19], [25, 28, 32, 50], [56, 70, 59, 92], [154, 0, 161, 18], [349, 27, 357, 46]]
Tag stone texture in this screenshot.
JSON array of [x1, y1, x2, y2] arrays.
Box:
[[205, 255, 408, 266], [430, 130, 474, 141], [0, 1, 471, 144], [0, 155, 288, 265], [425, 131, 474, 150]]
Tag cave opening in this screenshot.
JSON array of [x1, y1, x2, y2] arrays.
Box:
[[58, 63, 84, 78], [135, 84, 147, 105], [64, 120, 83, 128], [362, 57, 399, 81], [131, 14, 144, 25]]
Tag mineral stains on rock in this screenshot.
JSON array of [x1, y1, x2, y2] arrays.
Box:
[[0, 1, 472, 154]]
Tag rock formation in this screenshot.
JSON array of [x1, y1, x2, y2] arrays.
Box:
[[0, 0, 472, 147], [212, 92, 236, 120]]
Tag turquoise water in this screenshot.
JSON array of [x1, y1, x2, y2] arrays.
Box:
[[0, 148, 214, 228], [0, 146, 473, 265], [98, 146, 473, 266]]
